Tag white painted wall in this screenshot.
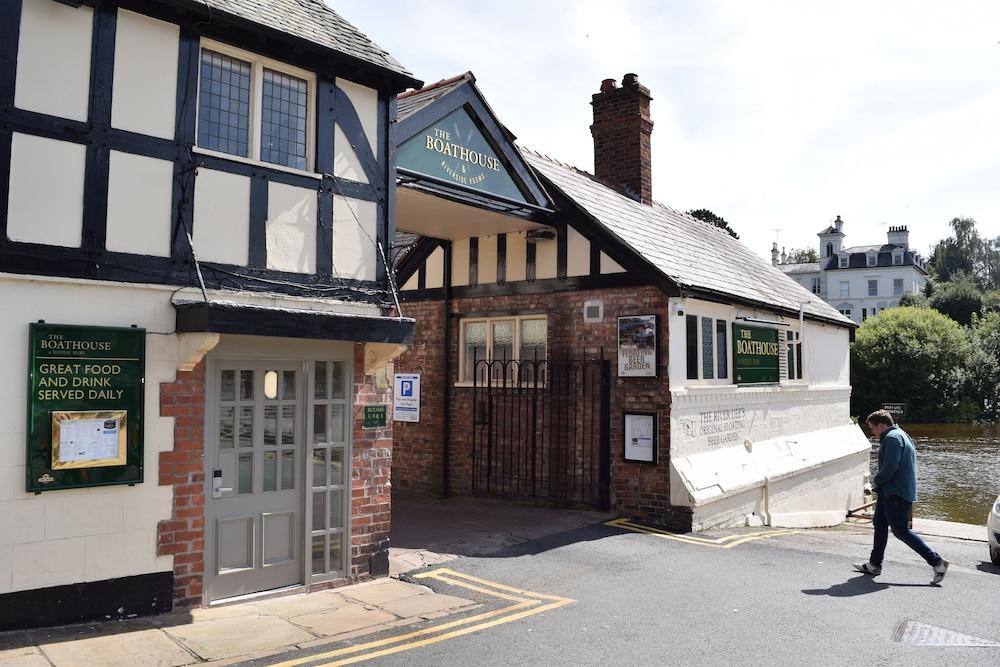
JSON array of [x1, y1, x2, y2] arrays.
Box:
[[535, 238, 557, 280], [477, 235, 497, 284], [333, 125, 369, 184], [106, 151, 173, 257], [825, 266, 927, 322], [600, 252, 625, 274], [451, 238, 469, 287], [425, 247, 444, 289], [506, 232, 527, 282], [0, 276, 179, 594], [192, 169, 250, 266], [566, 227, 590, 277], [332, 196, 376, 281], [336, 79, 379, 153], [266, 183, 317, 274], [111, 10, 178, 139], [7, 133, 86, 248], [15, 0, 93, 122]]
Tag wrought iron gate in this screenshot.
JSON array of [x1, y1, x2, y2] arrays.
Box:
[[471, 358, 611, 510]]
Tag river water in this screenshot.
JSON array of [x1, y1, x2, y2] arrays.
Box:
[[867, 423, 1000, 525]]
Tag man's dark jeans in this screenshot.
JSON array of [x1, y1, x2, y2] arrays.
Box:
[[870, 494, 942, 567]]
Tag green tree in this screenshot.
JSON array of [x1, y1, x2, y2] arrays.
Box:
[[969, 311, 1000, 420], [851, 307, 972, 422], [982, 290, 1000, 313], [929, 217, 1000, 288], [785, 247, 819, 263], [928, 273, 983, 325], [687, 209, 738, 239], [899, 291, 930, 308]]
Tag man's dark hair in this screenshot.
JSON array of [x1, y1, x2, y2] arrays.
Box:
[[866, 410, 894, 427]]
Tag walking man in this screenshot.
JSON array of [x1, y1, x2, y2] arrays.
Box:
[[853, 410, 949, 584]]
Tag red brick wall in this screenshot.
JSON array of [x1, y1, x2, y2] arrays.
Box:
[[350, 343, 393, 578], [395, 286, 692, 530], [156, 361, 206, 609], [591, 74, 654, 204]]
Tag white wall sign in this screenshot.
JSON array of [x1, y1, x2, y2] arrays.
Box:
[[617, 315, 658, 377], [393, 373, 421, 423], [624, 412, 657, 463]]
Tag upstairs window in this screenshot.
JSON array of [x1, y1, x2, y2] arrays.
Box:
[[894, 278, 904, 296], [868, 279, 878, 296], [811, 277, 821, 294], [838, 255, 849, 268], [893, 251, 904, 265], [198, 43, 314, 171], [840, 281, 849, 298], [866, 252, 877, 267], [825, 242, 833, 258]]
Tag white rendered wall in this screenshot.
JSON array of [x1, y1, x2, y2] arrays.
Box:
[[336, 79, 379, 152], [600, 252, 625, 274], [106, 151, 174, 257], [333, 125, 369, 184], [0, 276, 179, 593], [15, 0, 93, 122], [7, 133, 86, 248], [566, 227, 590, 277], [477, 235, 498, 284], [266, 183, 317, 274], [331, 196, 376, 281], [535, 238, 557, 280], [111, 10, 179, 139], [506, 232, 527, 282], [451, 238, 469, 287], [192, 169, 250, 265], [425, 247, 444, 289]]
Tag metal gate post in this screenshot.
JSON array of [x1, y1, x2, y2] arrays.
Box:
[[598, 359, 612, 511]]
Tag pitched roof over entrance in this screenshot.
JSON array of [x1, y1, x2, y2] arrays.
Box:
[[523, 150, 852, 326]]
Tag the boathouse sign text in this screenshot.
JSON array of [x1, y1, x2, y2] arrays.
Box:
[[732, 324, 780, 384]]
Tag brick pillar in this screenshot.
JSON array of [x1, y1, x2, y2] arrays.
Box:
[[157, 361, 206, 608], [590, 73, 654, 204], [350, 344, 393, 578]]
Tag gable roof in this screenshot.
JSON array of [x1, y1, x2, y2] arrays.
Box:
[[397, 73, 472, 121], [184, 0, 417, 84], [523, 150, 853, 327]]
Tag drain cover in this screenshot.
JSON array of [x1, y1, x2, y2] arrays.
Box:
[[893, 620, 1000, 647]]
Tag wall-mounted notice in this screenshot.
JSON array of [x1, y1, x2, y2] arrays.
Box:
[[617, 315, 659, 377], [27, 323, 145, 492], [393, 373, 421, 423], [624, 411, 657, 463]]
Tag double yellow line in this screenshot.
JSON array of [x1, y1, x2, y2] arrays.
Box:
[[606, 517, 797, 548], [271, 569, 574, 667]]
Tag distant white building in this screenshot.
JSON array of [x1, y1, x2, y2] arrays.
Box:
[[773, 216, 929, 323]]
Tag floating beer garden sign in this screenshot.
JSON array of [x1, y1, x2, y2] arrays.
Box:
[[396, 108, 528, 203], [732, 324, 780, 384], [26, 323, 145, 492]]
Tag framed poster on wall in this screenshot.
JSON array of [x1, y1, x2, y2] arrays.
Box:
[[617, 314, 659, 377], [623, 411, 657, 463]]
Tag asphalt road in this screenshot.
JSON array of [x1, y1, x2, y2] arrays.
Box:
[[259, 521, 1000, 666]]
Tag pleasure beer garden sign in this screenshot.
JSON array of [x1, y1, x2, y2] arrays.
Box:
[[396, 108, 528, 203], [732, 324, 780, 384]]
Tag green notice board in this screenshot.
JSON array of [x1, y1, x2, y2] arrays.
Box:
[[26, 323, 145, 492], [362, 404, 388, 430], [732, 324, 780, 384]]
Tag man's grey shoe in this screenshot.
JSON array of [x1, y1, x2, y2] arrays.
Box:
[[931, 559, 949, 585], [852, 561, 881, 575]]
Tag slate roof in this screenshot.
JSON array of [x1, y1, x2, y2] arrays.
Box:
[[778, 262, 820, 275], [522, 150, 853, 327], [187, 0, 416, 81], [818, 225, 843, 235], [397, 73, 472, 121]]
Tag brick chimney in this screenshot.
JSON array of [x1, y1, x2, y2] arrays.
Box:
[[591, 73, 653, 204]]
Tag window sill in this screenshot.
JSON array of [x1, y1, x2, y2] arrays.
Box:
[[192, 146, 321, 180]]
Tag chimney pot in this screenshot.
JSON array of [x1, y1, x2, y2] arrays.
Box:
[[591, 73, 654, 204], [622, 73, 639, 86], [600, 78, 617, 93]]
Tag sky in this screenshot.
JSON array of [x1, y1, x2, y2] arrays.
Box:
[[332, 1, 1000, 262]]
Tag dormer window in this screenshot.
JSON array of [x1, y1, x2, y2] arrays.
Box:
[[866, 252, 877, 267], [838, 254, 848, 269], [893, 251, 903, 266]]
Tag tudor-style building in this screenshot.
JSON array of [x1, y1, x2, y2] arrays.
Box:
[[774, 216, 930, 323], [1, 0, 420, 629], [392, 74, 871, 532]]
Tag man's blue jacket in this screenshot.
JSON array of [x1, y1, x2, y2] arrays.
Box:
[[873, 425, 918, 502]]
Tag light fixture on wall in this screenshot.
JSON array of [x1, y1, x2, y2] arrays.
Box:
[[674, 302, 685, 317]]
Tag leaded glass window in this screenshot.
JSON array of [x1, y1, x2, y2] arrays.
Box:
[[261, 69, 308, 170], [198, 50, 251, 157]]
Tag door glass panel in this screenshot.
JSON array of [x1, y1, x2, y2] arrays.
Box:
[[312, 491, 326, 531], [282, 371, 296, 400], [238, 453, 252, 494], [313, 404, 327, 443], [238, 406, 253, 448], [329, 492, 342, 528], [329, 447, 343, 485], [312, 535, 326, 575], [330, 404, 345, 443], [264, 370, 278, 399], [281, 405, 296, 445], [313, 448, 327, 487], [219, 406, 235, 449], [331, 361, 346, 399], [263, 451, 277, 492], [240, 370, 254, 400], [314, 361, 327, 399], [281, 450, 295, 489], [264, 406, 278, 446], [328, 533, 343, 572], [220, 370, 235, 401]]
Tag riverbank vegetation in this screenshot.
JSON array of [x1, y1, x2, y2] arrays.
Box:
[[851, 217, 1000, 421]]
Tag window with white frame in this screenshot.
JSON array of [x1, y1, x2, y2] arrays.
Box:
[[685, 315, 728, 382], [893, 278, 903, 296], [786, 330, 803, 380], [868, 279, 878, 296], [840, 281, 849, 298], [811, 277, 821, 294], [866, 252, 877, 267], [893, 251, 903, 266], [839, 308, 852, 317], [838, 255, 849, 268], [460, 316, 547, 382], [198, 42, 314, 171]]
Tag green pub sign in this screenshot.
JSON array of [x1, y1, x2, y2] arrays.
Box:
[[26, 323, 145, 492], [396, 108, 528, 203], [362, 404, 388, 430], [732, 324, 780, 384]]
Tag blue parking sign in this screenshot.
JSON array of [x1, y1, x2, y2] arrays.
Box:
[[393, 373, 420, 423]]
